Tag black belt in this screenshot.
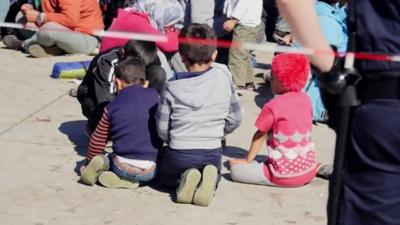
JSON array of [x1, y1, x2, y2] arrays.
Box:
[[358, 77, 400, 101]]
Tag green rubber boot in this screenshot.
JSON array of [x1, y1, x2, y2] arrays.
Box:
[[80, 155, 109, 186], [98, 171, 139, 189], [193, 165, 218, 207], [176, 168, 201, 204]]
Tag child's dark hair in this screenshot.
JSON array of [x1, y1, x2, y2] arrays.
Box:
[[179, 23, 217, 65], [124, 40, 157, 66], [114, 56, 146, 85]]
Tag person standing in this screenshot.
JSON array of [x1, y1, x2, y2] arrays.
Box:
[[223, 0, 264, 91], [277, 0, 400, 224]]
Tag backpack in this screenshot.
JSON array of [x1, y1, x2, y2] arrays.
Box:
[[304, 1, 348, 123]]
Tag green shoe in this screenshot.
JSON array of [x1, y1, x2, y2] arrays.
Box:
[[176, 169, 201, 204], [80, 155, 108, 186], [193, 165, 218, 207], [98, 171, 139, 189]]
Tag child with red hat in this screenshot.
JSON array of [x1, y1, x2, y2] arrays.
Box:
[[229, 53, 319, 187]]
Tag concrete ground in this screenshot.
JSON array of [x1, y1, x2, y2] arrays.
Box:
[[0, 43, 335, 225]]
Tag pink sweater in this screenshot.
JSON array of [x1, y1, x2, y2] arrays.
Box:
[[255, 92, 318, 187], [100, 9, 179, 53]]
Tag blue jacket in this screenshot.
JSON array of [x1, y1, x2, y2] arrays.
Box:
[[317, 2, 348, 53]]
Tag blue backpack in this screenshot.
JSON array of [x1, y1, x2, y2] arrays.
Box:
[[304, 2, 348, 122]]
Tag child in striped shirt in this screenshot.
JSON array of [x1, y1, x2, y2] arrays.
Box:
[[80, 56, 162, 189]]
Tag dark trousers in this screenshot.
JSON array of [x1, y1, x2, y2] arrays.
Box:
[[157, 147, 222, 188], [334, 99, 400, 225]]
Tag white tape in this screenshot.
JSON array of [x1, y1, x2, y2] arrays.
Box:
[[93, 30, 168, 43], [391, 56, 400, 62], [0, 22, 167, 43], [1, 21, 400, 62]]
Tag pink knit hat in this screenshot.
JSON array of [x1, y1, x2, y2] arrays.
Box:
[[271, 53, 310, 92]]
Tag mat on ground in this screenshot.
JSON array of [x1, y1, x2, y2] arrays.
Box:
[[51, 61, 91, 79]]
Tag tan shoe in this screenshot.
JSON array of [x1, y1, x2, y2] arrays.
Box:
[[98, 171, 139, 189], [193, 165, 218, 207], [3, 35, 22, 50], [80, 155, 109, 186], [176, 168, 201, 204]]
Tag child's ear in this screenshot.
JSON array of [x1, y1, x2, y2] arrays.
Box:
[[115, 77, 123, 91], [211, 50, 218, 62], [143, 80, 150, 88]]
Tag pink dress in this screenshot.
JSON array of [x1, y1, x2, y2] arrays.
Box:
[[100, 9, 179, 53], [255, 92, 318, 187]]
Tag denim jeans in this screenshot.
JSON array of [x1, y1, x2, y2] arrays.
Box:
[[110, 155, 156, 183]]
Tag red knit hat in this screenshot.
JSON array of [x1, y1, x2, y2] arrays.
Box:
[[271, 53, 310, 92]]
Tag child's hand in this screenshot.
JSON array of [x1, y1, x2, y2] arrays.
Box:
[[282, 34, 295, 46], [223, 19, 238, 32], [24, 10, 40, 23], [21, 3, 34, 13], [229, 158, 250, 167]]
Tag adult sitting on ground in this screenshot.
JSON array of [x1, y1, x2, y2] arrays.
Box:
[[99, 0, 183, 56], [3, 0, 104, 58]]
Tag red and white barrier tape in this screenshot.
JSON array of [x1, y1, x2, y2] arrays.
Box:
[[1, 21, 400, 63]]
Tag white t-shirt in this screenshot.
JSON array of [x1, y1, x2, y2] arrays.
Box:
[[224, 0, 263, 27], [115, 155, 155, 170]]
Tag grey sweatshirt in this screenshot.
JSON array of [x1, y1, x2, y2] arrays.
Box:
[[156, 64, 243, 150]]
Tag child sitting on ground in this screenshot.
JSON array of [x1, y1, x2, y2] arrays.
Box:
[[156, 24, 243, 206], [229, 53, 319, 187], [80, 56, 162, 189], [77, 40, 169, 134]]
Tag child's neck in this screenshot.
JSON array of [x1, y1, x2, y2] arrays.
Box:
[[187, 62, 212, 73]]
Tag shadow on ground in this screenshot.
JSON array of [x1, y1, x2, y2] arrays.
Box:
[[254, 62, 271, 70], [254, 76, 274, 109], [223, 146, 266, 164], [59, 120, 89, 156], [59, 120, 89, 175]]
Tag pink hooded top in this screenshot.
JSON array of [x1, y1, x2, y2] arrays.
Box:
[[99, 9, 179, 53], [255, 92, 318, 187]]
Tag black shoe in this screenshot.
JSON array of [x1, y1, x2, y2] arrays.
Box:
[[317, 164, 333, 180], [245, 83, 256, 91], [3, 35, 22, 50]]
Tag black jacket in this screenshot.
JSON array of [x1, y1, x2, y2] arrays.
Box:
[[77, 47, 122, 132]]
